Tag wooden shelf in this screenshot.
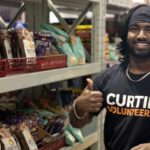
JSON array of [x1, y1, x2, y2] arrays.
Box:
[[60, 132, 98, 150]]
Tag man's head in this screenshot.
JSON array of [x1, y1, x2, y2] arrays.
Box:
[[119, 5, 150, 62], [127, 22, 150, 60]]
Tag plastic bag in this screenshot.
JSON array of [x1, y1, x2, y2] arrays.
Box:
[[109, 44, 118, 61], [41, 29, 67, 43], [40, 24, 86, 66], [58, 42, 78, 66], [66, 123, 84, 143], [70, 36, 86, 65], [41, 24, 69, 42], [64, 129, 76, 146]]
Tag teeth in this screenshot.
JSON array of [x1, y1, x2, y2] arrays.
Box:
[[136, 43, 148, 46]]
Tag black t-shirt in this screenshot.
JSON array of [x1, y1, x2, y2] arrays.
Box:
[[93, 63, 150, 150]]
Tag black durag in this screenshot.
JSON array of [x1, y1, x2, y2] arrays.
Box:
[[128, 5, 150, 28]]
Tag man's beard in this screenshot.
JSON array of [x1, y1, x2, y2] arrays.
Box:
[[127, 43, 150, 59]]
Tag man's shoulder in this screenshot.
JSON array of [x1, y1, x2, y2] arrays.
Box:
[[93, 63, 125, 90], [107, 63, 123, 72], [94, 63, 125, 82], [100, 63, 124, 77]]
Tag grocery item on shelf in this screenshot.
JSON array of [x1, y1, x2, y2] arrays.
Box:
[[0, 127, 21, 150], [11, 29, 36, 58], [40, 24, 69, 42], [41, 24, 69, 41], [109, 43, 118, 61], [66, 123, 84, 143], [0, 108, 66, 150], [0, 28, 68, 78], [70, 36, 86, 65], [64, 129, 75, 146], [0, 92, 18, 111], [34, 32, 52, 57], [75, 25, 91, 62], [59, 42, 78, 67], [0, 23, 88, 77], [0, 30, 13, 59], [34, 32, 64, 56], [105, 33, 110, 61], [40, 24, 87, 67], [76, 25, 91, 54], [14, 123, 38, 150]]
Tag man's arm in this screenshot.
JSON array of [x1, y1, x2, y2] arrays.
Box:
[[69, 78, 103, 128], [69, 102, 94, 128], [131, 143, 150, 150]]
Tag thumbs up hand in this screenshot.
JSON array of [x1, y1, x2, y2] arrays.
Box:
[[75, 78, 103, 115], [86, 78, 93, 91]]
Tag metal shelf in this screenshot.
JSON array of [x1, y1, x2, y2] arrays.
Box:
[[0, 63, 101, 93], [0, 0, 105, 149], [107, 4, 130, 15], [52, 0, 99, 10], [107, 0, 131, 14]]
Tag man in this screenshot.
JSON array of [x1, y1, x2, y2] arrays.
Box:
[[69, 4, 150, 150]]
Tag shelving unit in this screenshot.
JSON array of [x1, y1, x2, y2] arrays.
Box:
[[0, 0, 107, 149], [0, 63, 101, 93]]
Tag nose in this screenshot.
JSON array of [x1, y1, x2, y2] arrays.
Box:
[[137, 29, 146, 39]]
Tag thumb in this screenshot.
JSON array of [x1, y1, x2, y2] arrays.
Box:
[[86, 78, 93, 91]]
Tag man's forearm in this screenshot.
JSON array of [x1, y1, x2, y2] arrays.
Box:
[[69, 108, 93, 128]]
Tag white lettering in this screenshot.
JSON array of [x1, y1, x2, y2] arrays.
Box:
[[147, 97, 150, 109], [126, 95, 134, 108], [107, 93, 115, 105], [106, 93, 149, 109], [116, 94, 126, 107], [143, 96, 148, 108], [135, 96, 144, 108]]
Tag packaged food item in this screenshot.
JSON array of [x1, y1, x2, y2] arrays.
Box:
[[70, 36, 86, 65], [15, 123, 38, 150], [10, 29, 21, 58], [13, 29, 36, 58], [40, 24, 69, 43], [34, 32, 52, 57], [64, 129, 75, 146], [0, 127, 20, 150], [0, 92, 18, 111], [66, 123, 84, 143], [59, 42, 78, 67], [32, 127, 52, 149], [0, 30, 13, 58]]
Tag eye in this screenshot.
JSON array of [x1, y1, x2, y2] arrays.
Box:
[[129, 26, 139, 32], [145, 27, 150, 32]]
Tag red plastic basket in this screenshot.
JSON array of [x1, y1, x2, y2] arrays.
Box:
[[36, 54, 67, 71], [0, 59, 6, 77], [6, 57, 37, 75], [5, 54, 67, 75]]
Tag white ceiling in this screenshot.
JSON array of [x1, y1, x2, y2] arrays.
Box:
[[0, 0, 148, 21]]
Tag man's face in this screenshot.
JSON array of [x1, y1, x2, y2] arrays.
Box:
[[127, 22, 150, 59]]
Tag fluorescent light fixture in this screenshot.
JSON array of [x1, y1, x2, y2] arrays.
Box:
[[86, 12, 92, 18], [106, 14, 115, 19], [60, 12, 78, 18], [49, 11, 59, 23], [132, 0, 146, 3], [49, 11, 115, 21]]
